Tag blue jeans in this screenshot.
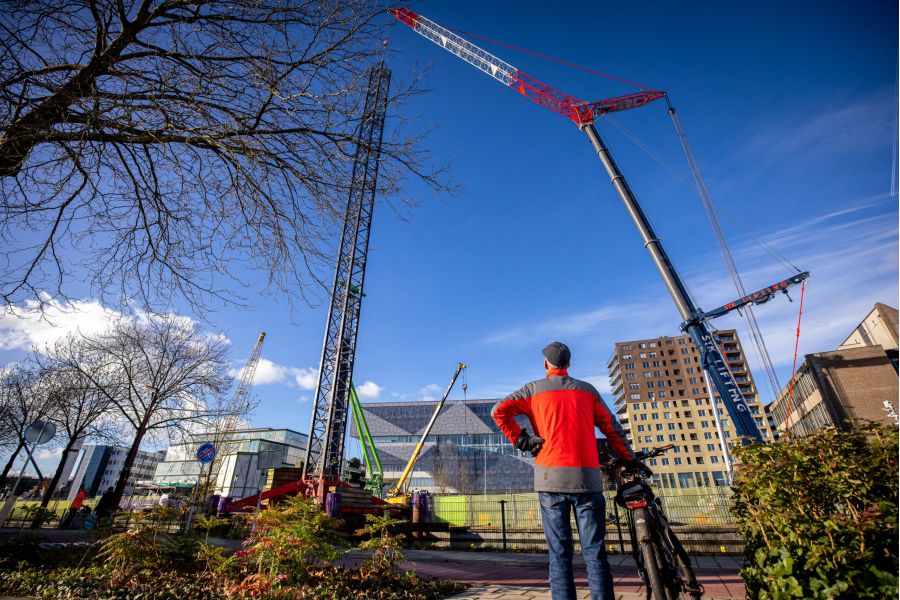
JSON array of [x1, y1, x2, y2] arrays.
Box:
[[539, 491, 615, 600]]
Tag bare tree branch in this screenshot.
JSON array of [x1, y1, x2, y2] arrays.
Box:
[[0, 0, 451, 315]]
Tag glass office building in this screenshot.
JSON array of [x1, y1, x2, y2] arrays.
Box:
[[152, 428, 308, 499], [352, 399, 535, 494]]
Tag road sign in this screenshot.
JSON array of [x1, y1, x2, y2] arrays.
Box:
[[196, 443, 216, 464], [24, 420, 56, 445]]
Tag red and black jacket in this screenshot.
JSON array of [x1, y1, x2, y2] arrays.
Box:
[[492, 368, 633, 493]]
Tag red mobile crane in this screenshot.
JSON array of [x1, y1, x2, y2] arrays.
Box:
[[390, 8, 808, 446]]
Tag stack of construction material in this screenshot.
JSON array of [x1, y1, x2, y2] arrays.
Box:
[[264, 467, 303, 492], [327, 484, 376, 510]]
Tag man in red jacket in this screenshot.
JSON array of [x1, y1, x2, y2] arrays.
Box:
[[492, 342, 637, 600]]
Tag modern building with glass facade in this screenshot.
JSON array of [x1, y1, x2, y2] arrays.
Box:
[[608, 329, 776, 489], [67, 445, 166, 500], [152, 428, 308, 499], [353, 399, 535, 494]]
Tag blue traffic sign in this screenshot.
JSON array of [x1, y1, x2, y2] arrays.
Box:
[[196, 443, 216, 463]]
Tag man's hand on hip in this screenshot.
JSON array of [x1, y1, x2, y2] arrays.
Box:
[[515, 430, 545, 457]]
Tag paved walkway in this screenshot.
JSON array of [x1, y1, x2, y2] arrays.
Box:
[[343, 549, 745, 599]]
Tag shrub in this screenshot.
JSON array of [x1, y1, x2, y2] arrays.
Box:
[[731, 423, 898, 599], [356, 512, 408, 576], [234, 495, 346, 584]]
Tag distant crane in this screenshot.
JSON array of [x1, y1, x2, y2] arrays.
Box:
[[391, 8, 808, 445], [303, 63, 391, 485], [206, 331, 266, 491], [386, 362, 465, 506]]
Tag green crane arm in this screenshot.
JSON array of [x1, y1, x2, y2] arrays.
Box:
[[350, 382, 382, 476]]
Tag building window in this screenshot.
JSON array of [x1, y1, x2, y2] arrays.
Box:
[[624, 363, 635, 370], [686, 367, 695, 374], [622, 354, 632, 360], [655, 424, 664, 431], [711, 455, 720, 463], [625, 373, 637, 380], [674, 457, 682, 465], [629, 384, 640, 390], [661, 458, 670, 466], [629, 394, 641, 400], [659, 392, 666, 398]]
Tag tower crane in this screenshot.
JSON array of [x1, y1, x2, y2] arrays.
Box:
[[391, 8, 809, 445], [206, 331, 266, 492], [303, 62, 391, 485]]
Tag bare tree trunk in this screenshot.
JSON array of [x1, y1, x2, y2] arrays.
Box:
[[0, 440, 25, 485], [110, 422, 148, 511], [39, 438, 77, 509]]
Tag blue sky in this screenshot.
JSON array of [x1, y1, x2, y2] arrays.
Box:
[[2, 1, 897, 474]]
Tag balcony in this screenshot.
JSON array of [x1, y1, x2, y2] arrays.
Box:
[[606, 352, 618, 369]]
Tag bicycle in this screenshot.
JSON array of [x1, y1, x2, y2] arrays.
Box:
[[604, 445, 704, 600]]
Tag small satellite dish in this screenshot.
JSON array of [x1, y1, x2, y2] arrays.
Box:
[[24, 420, 56, 445]]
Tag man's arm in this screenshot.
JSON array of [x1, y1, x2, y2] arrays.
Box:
[[593, 395, 634, 460], [491, 384, 535, 444]]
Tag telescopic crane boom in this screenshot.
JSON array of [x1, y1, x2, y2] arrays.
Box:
[[391, 8, 808, 444], [387, 362, 465, 502]]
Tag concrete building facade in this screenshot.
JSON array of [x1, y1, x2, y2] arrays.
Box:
[[607, 330, 775, 489], [152, 428, 308, 499], [67, 445, 166, 500], [768, 303, 899, 435], [353, 399, 534, 494]]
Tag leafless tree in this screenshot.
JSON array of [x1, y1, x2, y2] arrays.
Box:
[[0, 0, 447, 315], [0, 364, 53, 486], [32, 338, 120, 510], [55, 312, 232, 508]]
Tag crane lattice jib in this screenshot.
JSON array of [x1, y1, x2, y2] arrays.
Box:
[[303, 63, 390, 478], [390, 8, 665, 126]]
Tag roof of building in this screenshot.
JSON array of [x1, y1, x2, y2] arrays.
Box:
[[358, 398, 508, 437]]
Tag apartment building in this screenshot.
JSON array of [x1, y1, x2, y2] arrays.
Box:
[[768, 303, 899, 435], [607, 330, 775, 489]]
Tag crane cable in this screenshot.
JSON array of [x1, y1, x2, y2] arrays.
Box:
[[664, 98, 787, 401], [783, 280, 807, 435]]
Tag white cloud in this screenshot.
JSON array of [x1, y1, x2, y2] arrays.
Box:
[[418, 383, 442, 401], [0, 295, 123, 351], [355, 381, 383, 400], [744, 89, 894, 163], [476, 196, 898, 403], [0, 296, 226, 358], [230, 359, 318, 390], [294, 368, 318, 390], [35, 447, 63, 461], [296, 395, 310, 404]]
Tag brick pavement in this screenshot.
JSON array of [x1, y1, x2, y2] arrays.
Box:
[[342, 549, 746, 599]]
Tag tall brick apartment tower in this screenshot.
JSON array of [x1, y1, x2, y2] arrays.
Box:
[[607, 330, 775, 489]]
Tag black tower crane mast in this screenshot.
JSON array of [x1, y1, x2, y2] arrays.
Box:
[[303, 63, 390, 479]]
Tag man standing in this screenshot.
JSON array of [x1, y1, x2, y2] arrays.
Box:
[[492, 342, 637, 600]]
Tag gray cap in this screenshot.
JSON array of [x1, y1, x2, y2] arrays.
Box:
[[542, 342, 571, 368]]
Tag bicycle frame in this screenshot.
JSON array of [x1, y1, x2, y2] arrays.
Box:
[[606, 447, 703, 599]]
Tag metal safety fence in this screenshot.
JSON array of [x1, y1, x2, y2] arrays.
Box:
[[424, 489, 744, 555]]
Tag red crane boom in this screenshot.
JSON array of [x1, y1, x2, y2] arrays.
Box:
[[390, 8, 665, 126]]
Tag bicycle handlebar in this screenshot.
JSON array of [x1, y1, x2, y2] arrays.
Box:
[[604, 444, 674, 469]]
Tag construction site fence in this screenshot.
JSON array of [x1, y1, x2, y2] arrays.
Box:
[[424, 488, 744, 556]]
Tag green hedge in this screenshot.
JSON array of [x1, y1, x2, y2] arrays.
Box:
[[732, 423, 898, 599]]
